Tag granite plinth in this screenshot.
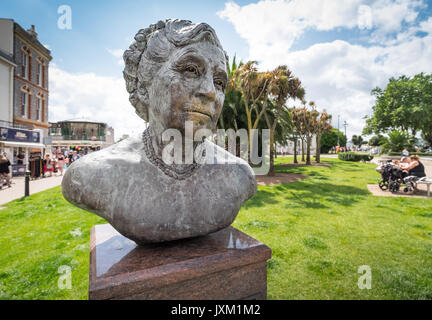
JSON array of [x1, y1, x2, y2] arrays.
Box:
[[89, 224, 271, 300]]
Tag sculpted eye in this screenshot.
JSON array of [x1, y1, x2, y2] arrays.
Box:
[[214, 78, 226, 91], [184, 65, 199, 76]]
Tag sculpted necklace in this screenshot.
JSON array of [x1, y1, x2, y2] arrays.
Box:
[[142, 128, 205, 180]]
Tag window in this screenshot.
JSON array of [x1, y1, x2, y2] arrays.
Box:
[[41, 99, 45, 122], [36, 97, 42, 121], [37, 63, 42, 86], [22, 52, 28, 79], [21, 92, 28, 118], [42, 65, 46, 88]]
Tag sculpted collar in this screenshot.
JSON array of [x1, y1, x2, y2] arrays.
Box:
[[142, 128, 206, 180]]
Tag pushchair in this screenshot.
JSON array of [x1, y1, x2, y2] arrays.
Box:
[[376, 160, 424, 194], [376, 160, 404, 192]]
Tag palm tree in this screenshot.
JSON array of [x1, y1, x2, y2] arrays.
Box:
[[314, 109, 332, 163], [231, 61, 272, 151], [352, 135, 364, 148], [217, 56, 247, 132], [263, 65, 304, 175]]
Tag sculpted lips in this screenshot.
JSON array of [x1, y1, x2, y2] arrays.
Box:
[[185, 105, 213, 120]]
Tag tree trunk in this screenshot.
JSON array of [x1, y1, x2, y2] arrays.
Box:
[[301, 139, 305, 162], [293, 139, 298, 163], [306, 136, 311, 165], [268, 131, 275, 176], [316, 134, 321, 163]]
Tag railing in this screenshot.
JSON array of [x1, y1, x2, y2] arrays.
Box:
[[49, 135, 106, 142], [0, 120, 33, 130]]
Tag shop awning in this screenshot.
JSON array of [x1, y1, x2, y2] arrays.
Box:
[[0, 141, 46, 148], [50, 140, 104, 146]]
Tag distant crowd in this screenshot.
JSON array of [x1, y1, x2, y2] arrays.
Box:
[[40, 147, 84, 177], [0, 147, 90, 189]]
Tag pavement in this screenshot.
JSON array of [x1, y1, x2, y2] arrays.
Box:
[[367, 183, 431, 199], [0, 173, 64, 206]]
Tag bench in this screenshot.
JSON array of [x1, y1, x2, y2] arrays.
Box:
[[417, 177, 432, 197]]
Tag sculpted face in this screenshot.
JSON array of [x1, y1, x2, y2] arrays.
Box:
[[147, 41, 227, 135]]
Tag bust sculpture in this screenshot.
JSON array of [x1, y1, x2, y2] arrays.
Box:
[[62, 19, 257, 244]]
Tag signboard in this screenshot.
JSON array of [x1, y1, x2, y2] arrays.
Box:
[[0, 127, 40, 143]]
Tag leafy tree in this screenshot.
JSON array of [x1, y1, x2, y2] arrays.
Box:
[[263, 65, 304, 175], [363, 73, 432, 148], [218, 56, 248, 131], [368, 134, 386, 146], [320, 129, 346, 153], [381, 130, 410, 153], [231, 61, 271, 144], [291, 102, 317, 165], [351, 135, 364, 148], [313, 108, 332, 163]]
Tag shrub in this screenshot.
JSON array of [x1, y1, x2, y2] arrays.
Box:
[[338, 152, 373, 162]]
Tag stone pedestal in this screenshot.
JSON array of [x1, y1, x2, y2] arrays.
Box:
[[89, 224, 271, 300]]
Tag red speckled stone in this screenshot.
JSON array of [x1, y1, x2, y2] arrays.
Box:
[[89, 224, 271, 300]]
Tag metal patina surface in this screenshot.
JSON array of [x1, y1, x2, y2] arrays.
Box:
[[62, 19, 257, 244]]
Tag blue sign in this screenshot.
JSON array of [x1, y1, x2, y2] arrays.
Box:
[[0, 127, 40, 143]]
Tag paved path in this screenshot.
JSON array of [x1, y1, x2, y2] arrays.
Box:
[[367, 183, 431, 199], [0, 174, 64, 205]]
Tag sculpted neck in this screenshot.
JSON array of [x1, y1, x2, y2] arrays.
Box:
[[146, 124, 202, 163]]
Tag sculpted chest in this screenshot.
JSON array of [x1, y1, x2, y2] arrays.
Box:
[[62, 140, 256, 244]]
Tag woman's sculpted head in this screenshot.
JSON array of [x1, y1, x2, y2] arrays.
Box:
[[123, 19, 229, 136]]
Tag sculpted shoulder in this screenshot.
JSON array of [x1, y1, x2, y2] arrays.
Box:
[[203, 140, 257, 201], [61, 135, 145, 213]]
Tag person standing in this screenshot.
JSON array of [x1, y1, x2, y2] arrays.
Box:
[[0, 153, 12, 188], [57, 152, 65, 176], [17, 151, 25, 165], [43, 154, 54, 177], [69, 151, 80, 164]]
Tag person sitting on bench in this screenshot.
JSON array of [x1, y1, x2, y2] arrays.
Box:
[[403, 155, 426, 178]]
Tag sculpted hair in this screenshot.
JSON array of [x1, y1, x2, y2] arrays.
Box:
[[123, 19, 228, 122]]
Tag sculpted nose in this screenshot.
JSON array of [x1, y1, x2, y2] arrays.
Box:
[[196, 74, 216, 101]]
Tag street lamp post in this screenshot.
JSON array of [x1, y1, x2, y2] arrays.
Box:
[[343, 121, 348, 148]]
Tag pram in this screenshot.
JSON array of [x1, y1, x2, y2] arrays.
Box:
[[376, 160, 425, 194]]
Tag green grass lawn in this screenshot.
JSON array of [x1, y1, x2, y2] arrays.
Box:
[[1, 157, 432, 299]]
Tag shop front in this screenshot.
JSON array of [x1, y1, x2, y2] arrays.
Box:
[[0, 127, 45, 176]]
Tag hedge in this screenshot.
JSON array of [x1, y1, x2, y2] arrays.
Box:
[[338, 152, 374, 162]]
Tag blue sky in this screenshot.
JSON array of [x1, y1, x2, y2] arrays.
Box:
[[1, 0, 251, 77], [2, 0, 432, 140]]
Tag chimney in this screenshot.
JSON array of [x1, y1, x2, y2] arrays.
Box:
[[27, 25, 38, 39]]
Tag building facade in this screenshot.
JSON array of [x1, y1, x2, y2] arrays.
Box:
[[48, 119, 115, 152], [12, 23, 52, 136], [0, 19, 50, 175], [276, 136, 317, 155], [0, 19, 15, 126]]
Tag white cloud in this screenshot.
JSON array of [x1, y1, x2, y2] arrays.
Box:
[[49, 65, 145, 141], [367, 0, 425, 43], [218, 0, 431, 139], [107, 48, 123, 58], [107, 48, 124, 66]]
